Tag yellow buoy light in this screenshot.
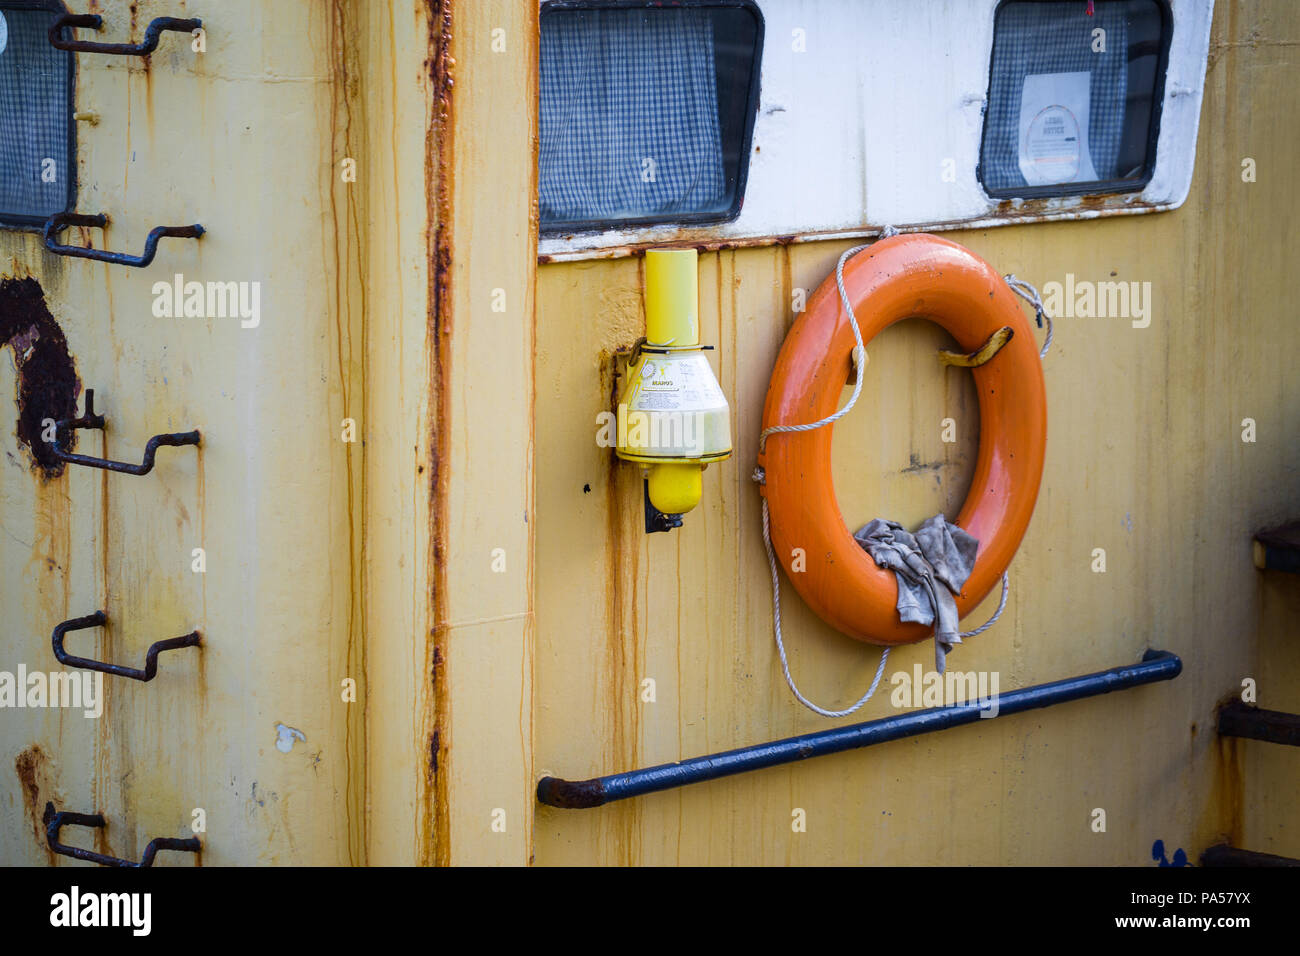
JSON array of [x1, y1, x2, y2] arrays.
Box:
[[614, 249, 732, 521]]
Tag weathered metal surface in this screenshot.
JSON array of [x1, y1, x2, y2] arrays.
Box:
[[0, 0, 1293, 869], [1, 0, 365, 866], [349, 0, 539, 866], [537, 208, 1173, 265], [532, 0, 1300, 864], [430, 0, 539, 867]]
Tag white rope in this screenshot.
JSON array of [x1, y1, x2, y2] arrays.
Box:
[[1003, 274, 1053, 359], [960, 572, 1008, 638], [759, 493, 891, 717], [759, 243, 871, 454], [754, 240, 886, 717], [754, 234, 1018, 717]]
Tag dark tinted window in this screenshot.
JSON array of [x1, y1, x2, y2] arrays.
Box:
[[539, 2, 763, 234], [0, 3, 74, 226], [980, 0, 1168, 197]]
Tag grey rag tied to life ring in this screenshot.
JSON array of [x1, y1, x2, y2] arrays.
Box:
[[853, 515, 979, 673]]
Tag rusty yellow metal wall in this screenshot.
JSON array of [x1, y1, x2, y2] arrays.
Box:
[[0, 0, 366, 865], [0, 0, 539, 870], [531, 1, 1299, 865], [2, 0, 1293, 869], [360, 0, 538, 867]]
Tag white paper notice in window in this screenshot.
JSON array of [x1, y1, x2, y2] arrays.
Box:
[[1017, 71, 1099, 186]]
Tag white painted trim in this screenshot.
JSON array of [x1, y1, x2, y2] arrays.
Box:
[[537, 0, 1213, 260]]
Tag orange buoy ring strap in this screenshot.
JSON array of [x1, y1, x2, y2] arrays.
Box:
[[757, 233, 1048, 648]]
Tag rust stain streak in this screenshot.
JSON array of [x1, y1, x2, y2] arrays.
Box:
[[326, 0, 368, 869], [422, 0, 455, 868], [602, 348, 630, 864], [1214, 732, 1245, 849], [537, 199, 1170, 264], [15, 745, 59, 864]]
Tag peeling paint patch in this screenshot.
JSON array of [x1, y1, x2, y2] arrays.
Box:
[[0, 277, 81, 478], [274, 723, 306, 753]]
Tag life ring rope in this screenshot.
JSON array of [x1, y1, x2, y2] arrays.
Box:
[[758, 241, 872, 455], [1004, 273, 1055, 359], [754, 233, 1051, 718], [758, 490, 893, 717]]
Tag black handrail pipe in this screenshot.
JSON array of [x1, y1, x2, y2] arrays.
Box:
[[538, 649, 1182, 809]]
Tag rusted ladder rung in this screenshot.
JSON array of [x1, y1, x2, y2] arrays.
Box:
[[1217, 700, 1300, 746]]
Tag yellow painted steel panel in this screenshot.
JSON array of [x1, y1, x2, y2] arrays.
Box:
[[0, 0, 364, 866], [0, 0, 1293, 869], [532, 2, 1299, 865]]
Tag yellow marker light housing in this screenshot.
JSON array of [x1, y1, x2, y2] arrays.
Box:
[[615, 249, 732, 517]]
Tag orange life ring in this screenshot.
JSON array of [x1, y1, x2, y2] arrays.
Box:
[[757, 233, 1047, 646]]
